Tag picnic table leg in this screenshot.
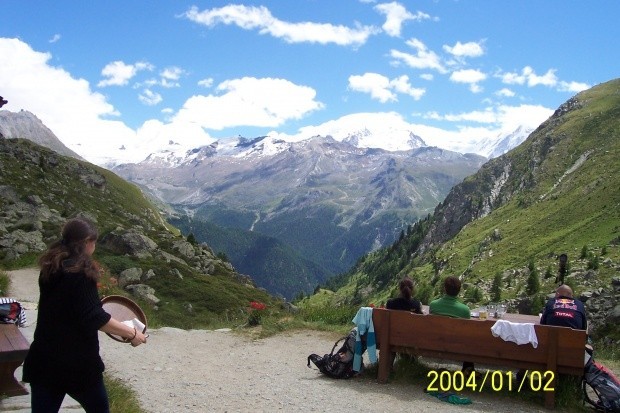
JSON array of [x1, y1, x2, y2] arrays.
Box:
[[544, 328, 559, 410], [375, 310, 391, 383], [0, 360, 29, 396]]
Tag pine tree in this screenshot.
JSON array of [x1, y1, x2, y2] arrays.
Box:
[[526, 259, 540, 295], [491, 272, 502, 302]]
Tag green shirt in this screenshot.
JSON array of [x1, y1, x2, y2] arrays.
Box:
[[429, 295, 471, 319]]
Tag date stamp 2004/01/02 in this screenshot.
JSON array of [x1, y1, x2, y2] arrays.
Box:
[[427, 370, 555, 393]]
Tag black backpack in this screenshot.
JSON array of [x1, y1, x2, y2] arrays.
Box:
[[583, 346, 620, 412], [307, 327, 364, 379]]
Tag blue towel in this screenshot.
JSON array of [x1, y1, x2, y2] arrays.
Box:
[[351, 307, 377, 371]]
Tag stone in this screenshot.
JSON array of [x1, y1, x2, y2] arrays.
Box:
[[172, 240, 195, 258], [143, 269, 156, 281], [609, 304, 620, 323], [170, 269, 183, 279], [100, 231, 157, 258], [125, 284, 160, 305], [118, 267, 143, 288]]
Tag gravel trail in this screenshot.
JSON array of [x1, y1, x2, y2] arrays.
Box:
[[2, 268, 549, 413]]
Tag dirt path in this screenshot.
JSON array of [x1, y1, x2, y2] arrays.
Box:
[[2, 268, 549, 412]]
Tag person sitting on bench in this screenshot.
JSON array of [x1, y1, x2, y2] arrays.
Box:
[[540, 284, 588, 330], [386, 277, 422, 314], [429, 276, 475, 376], [386, 277, 423, 368]]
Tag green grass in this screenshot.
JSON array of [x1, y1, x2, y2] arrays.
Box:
[[0, 270, 9, 295], [105, 373, 145, 413]]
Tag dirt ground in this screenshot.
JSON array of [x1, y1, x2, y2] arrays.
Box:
[[2, 268, 559, 412]]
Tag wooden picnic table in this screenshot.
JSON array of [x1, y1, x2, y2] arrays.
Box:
[[420, 305, 541, 324], [0, 324, 30, 396]]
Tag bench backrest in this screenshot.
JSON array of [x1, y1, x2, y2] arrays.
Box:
[[373, 308, 586, 375]]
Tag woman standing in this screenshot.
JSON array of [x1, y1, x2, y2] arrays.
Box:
[[22, 218, 147, 413]]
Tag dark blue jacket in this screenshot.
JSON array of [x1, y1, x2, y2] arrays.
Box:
[[540, 295, 587, 330]]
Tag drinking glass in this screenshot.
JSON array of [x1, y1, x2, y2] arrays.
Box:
[[487, 303, 497, 318], [496, 303, 506, 319]]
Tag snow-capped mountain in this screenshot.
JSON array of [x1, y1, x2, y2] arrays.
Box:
[[479, 125, 534, 159], [135, 122, 527, 170]]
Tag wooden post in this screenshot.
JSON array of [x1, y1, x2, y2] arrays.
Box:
[[544, 328, 559, 409], [375, 309, 391, 383]]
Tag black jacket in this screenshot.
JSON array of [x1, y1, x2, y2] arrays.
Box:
[[23, 266, 111, 391]]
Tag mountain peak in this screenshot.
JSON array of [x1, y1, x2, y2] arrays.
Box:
[[0, 109, 83, 159]]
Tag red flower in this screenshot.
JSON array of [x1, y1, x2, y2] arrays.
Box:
[[250, 301, 266, 311]]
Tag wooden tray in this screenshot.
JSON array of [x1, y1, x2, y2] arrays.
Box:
[[101, 295, 147, 343]]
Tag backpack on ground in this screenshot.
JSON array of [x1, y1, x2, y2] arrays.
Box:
[[583, 346, 620, 412], [307, 327, 364, 379]]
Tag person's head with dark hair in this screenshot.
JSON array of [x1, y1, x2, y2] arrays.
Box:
[[398, 277, 415, 300], [443, 276, 462, 297], [38, 217, 101, 281]]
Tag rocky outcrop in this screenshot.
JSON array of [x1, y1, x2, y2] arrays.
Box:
[[579, 277, 620, 343], [99, 231, 158, 259]]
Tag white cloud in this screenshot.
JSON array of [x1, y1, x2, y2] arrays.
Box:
[[0, 38, 324, 165], [374, 2, 431, 37], [139, 89, 163, 106], [390, 38, 447, 73], [558, 80, 590, 93], [198, 78, 214, 88], [500, 66, 556, 87], [49, 34, 61, 43], [390, 75, 425, 100], [349, 73, 395, 102], [499, 66, 590, 93], [172, 77, 324, 130], [161, 66, 183, 81], [134, 119, 214, 156], [443, 41, 484, 58], [524, 67, 557, 87], [98, 60, 153, 87], [420, 73, 434, 81], [158, 66, 184, 88], [450, 69, 487, 93], [0, 38, 139, 165], [183, 5, 379, 47], [348, 73, 425, 102], [423, 104, 552, 131], [496, 88, 515, 97]]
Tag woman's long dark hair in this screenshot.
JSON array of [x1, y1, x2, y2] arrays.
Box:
[[38, 217, 101, 282], [399, 277, 415, 301]]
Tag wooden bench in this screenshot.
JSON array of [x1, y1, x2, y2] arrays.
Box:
[[372, 308, 586, 409], [0, 324, 30, 396]]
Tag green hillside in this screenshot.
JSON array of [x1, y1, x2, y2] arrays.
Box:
[[169, 215, 332, 300], [304, 79, 620, 339], [0, 138, 277, 328]]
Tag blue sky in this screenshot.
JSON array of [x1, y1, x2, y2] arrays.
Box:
[[1, 1, 618, 165]]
